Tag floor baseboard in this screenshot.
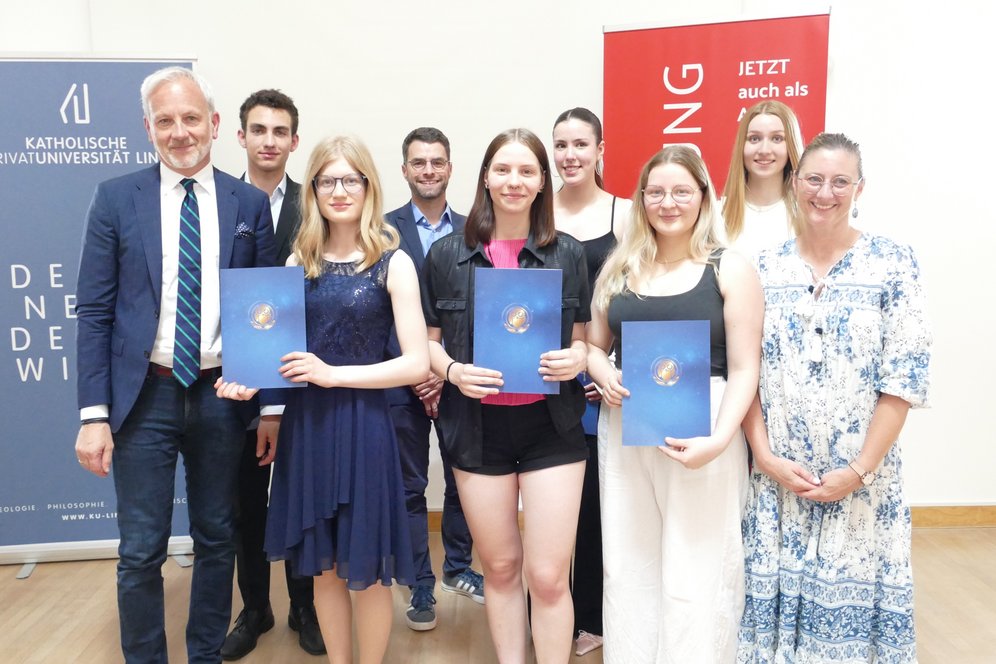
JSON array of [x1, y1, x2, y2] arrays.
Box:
[[911, 505, 996, 528], [427, 507, 996, 530]]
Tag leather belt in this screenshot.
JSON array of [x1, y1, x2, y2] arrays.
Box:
[[148, 363, 221, 381]]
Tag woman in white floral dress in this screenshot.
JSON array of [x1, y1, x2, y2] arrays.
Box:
[[738, 133, 931, 663]]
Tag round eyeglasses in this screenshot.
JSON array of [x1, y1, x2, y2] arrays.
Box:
[[796, 174, 861, 195], [642, 186, 700, 205], [313, 173, 367, 195], [407, 158, 450, 172]]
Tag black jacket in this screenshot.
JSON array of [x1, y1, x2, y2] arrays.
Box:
[[421, 231, 590, 468]]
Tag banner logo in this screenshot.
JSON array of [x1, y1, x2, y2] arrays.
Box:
[[60, 83, 91, 124]]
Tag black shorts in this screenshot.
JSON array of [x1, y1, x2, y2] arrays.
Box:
[[459, 400, 587, 476]]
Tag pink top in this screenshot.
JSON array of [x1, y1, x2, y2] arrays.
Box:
[[481, 238, 545, 407]]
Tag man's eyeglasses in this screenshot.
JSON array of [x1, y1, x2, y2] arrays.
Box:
[[407, 158, 449, 172]]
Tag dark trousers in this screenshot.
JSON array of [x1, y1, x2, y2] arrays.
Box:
[[572, 434, 603, 635], [113, 371, 244, 664], [234, 428, 313, 611], [390, 400, 473, 587]]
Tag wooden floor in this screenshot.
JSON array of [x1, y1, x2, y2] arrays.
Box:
[[1, 528, 994, 663]]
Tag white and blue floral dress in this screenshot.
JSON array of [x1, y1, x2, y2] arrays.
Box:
[[738, 234, 931, 663]]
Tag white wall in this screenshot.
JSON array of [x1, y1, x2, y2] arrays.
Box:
[[3, 0, 991, 506]]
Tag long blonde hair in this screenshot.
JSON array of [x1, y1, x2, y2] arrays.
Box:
[[593, 146, 723, 311], [293, 135, 398, 278], [721, 100, 803, 241]]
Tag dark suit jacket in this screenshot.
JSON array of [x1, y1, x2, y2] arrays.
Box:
[[244, 173, 301, 265], [75, 164, 277, 431], [384, 202, 466, 406]]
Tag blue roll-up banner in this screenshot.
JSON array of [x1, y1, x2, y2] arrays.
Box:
[[0, 58, 194, 563]]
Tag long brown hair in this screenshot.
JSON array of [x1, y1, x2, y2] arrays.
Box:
[[721, 100, 803, 241], [553, 107, 604, 189], [464, 128, 556, 248]]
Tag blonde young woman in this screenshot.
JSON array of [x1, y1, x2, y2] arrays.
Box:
[[586, 146, 763, 663], [721, 100, 804, 257], [550, 107, 631, 657], [217, 135, 428, 664]]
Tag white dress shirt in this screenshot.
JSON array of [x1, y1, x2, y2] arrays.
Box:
[[244, 172, 287, 233], [150, 162, 223, 370]]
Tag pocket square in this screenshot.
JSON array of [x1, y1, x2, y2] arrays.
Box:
[[235, 221, 254, 239]]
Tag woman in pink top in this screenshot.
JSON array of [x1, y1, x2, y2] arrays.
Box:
[[421, 128, 591, 663]]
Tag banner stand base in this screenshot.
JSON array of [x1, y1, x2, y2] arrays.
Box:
[[0, 536, 194, 566], [16, 562, 36, 579]]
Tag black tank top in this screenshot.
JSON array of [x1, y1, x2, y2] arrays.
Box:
[[580, 196, 618, 294], [606, 250, 727, 378]]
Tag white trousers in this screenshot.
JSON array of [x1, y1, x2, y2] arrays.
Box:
[[599, 377, 748, 664]]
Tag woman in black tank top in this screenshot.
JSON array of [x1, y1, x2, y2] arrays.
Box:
[[586, 146, 763, 663], [551, 107, 632, 656]]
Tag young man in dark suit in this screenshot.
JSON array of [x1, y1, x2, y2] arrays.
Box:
[[74, 67, 278, 664], [385, 127, 484, 632], [220, 89, 324, 659]]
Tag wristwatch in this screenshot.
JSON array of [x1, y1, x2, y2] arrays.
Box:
[[848, 461, 876, 486]]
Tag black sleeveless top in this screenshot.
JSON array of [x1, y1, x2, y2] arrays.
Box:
[[606, 250, 727, 378], [579, 196, 618, 294]]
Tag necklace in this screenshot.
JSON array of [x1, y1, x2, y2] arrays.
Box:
[[654, 253, 690, 266], [745, 199, 782, 213], [650, 253, 691, 278]]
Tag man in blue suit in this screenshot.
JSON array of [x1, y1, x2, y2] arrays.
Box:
[[74, 67, 278, 664], [385, 127, 484, 632]]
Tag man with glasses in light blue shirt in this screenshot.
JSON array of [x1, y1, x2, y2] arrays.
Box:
[[385, 127, 484, 632]]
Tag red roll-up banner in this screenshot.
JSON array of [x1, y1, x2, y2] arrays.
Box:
[[603, 13, 829, 196]]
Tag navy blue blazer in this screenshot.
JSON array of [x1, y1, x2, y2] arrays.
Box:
[[384, 202, 466, 406], [75, 164, 277, 431]]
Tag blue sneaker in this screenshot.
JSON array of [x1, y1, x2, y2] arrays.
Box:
[[405, 585, 437, 631], [441, 568, 485, 605]]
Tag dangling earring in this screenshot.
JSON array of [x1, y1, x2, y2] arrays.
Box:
[[851, 204, 859, 219], [484, 181, 489, 189]]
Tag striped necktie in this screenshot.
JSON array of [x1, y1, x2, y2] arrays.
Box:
[[173, 177, 201, 387]]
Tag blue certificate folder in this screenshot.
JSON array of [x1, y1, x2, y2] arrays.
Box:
[[473, 267, 561, 394], [622, 320, 711, 445], [220, 266, 307, 389]]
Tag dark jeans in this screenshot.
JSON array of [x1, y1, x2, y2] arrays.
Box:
[[390, 400, 472, 587], [113, 371, 245, 664], [234, 428, 314, 610]]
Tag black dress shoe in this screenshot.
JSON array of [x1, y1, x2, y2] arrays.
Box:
[[221, 606, 275, 660], [289, 604, 326, 655]]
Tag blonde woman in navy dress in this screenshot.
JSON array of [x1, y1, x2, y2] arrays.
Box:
[[218, 135, 428, 664]]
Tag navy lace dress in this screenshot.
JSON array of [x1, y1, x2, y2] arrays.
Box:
[[265, 251, 414, 589]]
